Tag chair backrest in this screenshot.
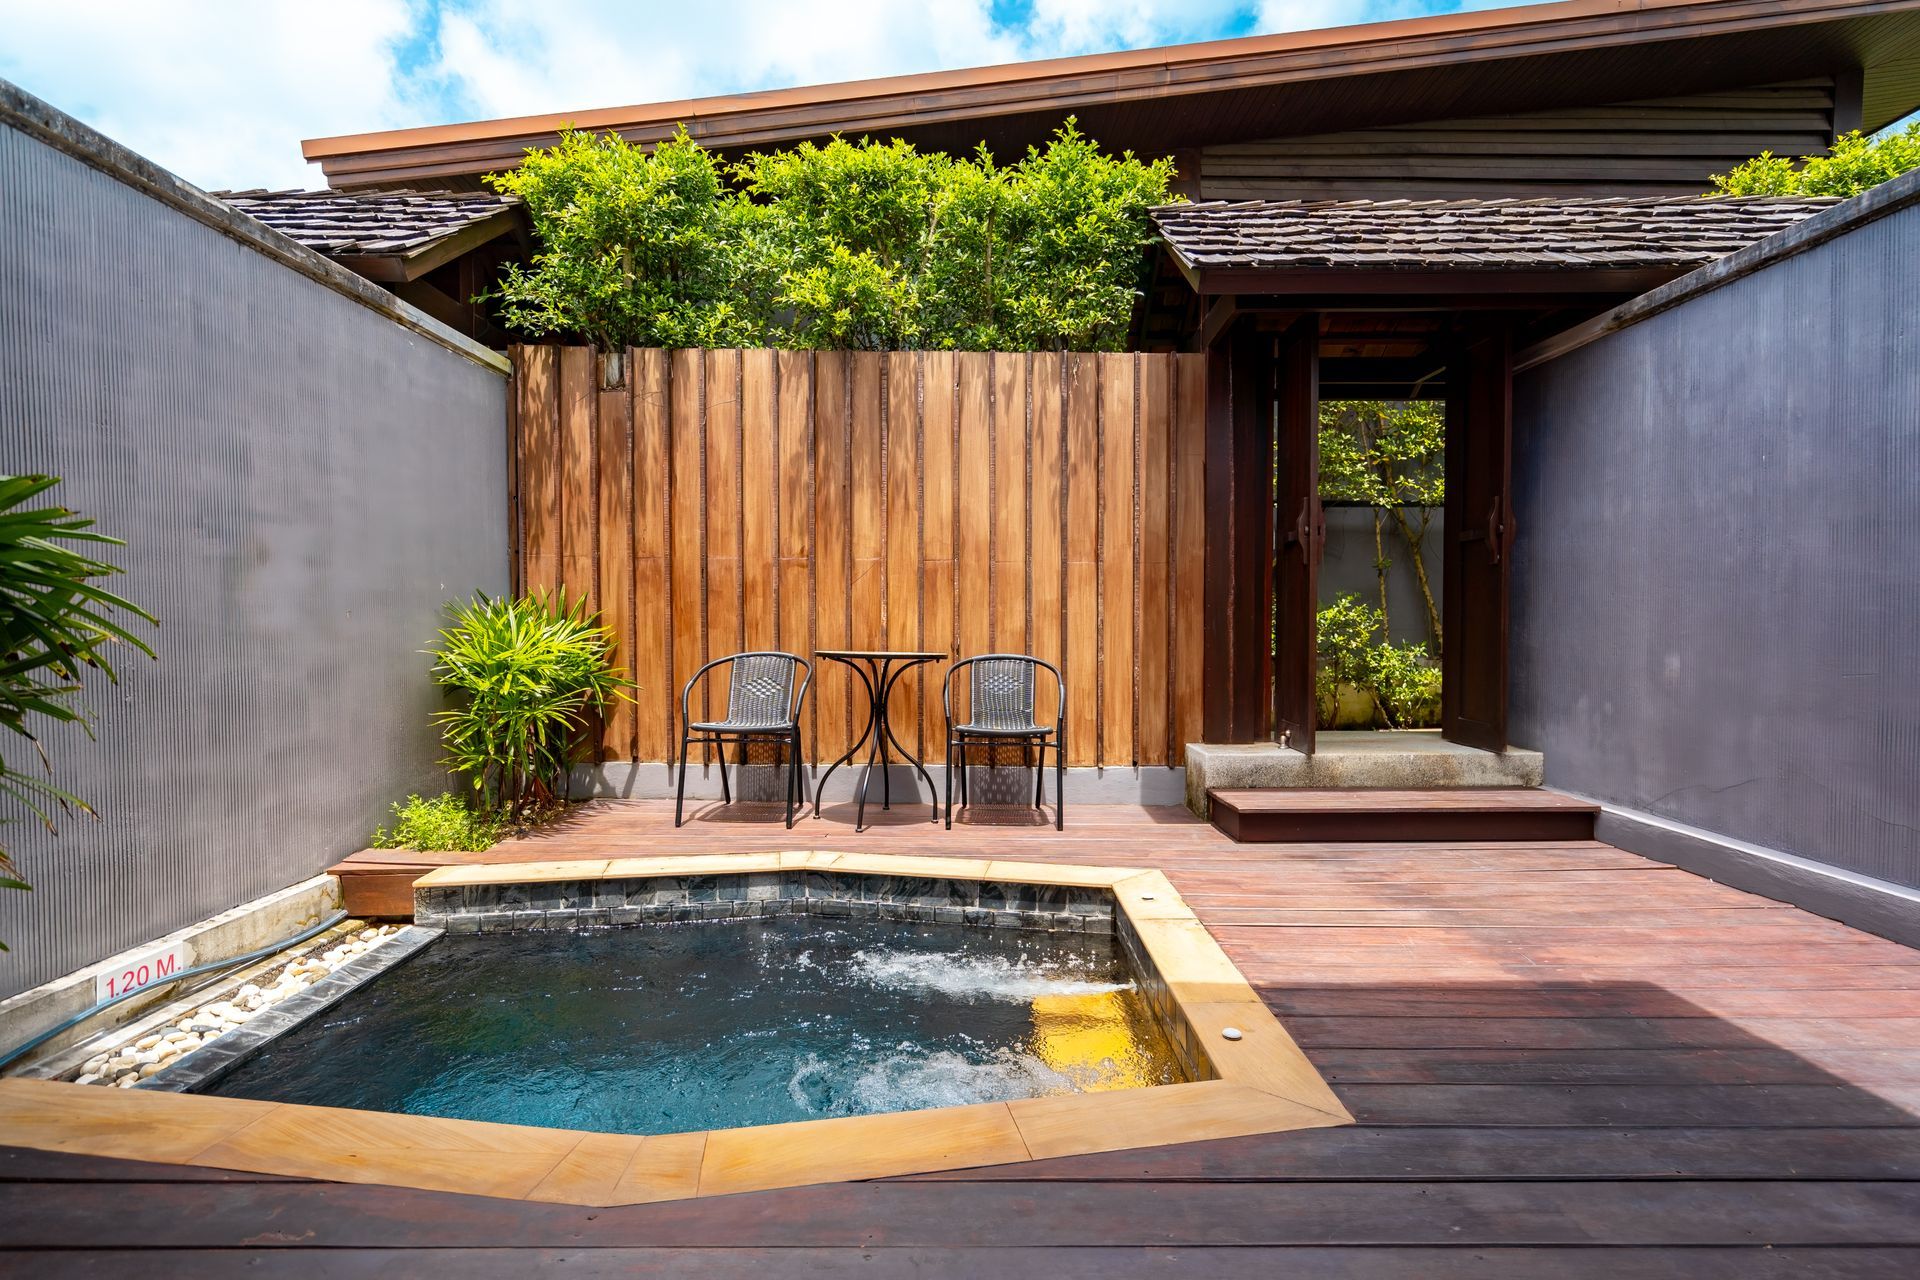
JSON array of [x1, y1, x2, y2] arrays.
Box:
[[947, 654, 1062, 729], [724, 652, 804, 726], [683, 651, 809, 726]]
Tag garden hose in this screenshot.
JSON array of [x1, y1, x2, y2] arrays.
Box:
[[0, 909, 349, 1072]]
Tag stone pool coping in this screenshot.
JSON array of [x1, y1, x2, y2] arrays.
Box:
[[0, 851, 1350, 1205]]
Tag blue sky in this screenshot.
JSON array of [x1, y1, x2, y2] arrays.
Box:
[[0, 0, 1524, 190]]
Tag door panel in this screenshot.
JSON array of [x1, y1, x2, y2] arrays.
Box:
[[1273, 317, 1321, 753], [1442, 320, 1515, 752]]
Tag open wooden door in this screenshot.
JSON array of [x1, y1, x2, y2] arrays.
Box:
[[1442, 320, 1516, 751], [1272, 317, 1321, 754]]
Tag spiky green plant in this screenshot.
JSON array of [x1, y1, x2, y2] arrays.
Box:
[[429, 591, 630, 818], [1, 474, 156, 936]]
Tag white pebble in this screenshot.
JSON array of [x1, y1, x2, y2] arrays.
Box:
[[238, 983, 262, 997], [138, 1062, 164, 1078], [115, 1073, 138, 1088], [74, 1073, 100, 1086], [133, 1034, 163, 1052]]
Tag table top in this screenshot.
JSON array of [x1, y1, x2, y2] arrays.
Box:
[[814, 649, 947, 663]]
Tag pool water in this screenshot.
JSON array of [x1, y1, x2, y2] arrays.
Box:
[[204, 916, 1186, 1134]]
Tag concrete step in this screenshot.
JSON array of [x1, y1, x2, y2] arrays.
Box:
[[1207, 787, 1599, 843]]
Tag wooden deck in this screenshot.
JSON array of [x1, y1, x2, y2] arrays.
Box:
[[10, 799, 1920, 1275]]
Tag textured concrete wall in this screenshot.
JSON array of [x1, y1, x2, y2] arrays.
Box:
[[1319, 505, 1444, 648], [1510, 189, 1920, 891], [0, 97, 508, 998]]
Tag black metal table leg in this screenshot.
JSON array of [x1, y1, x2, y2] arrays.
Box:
[[813, 651, 946, 831], [813, 662, 877, 819]]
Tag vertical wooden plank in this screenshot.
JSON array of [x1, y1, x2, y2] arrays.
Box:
[[705, 349, 743, 667], [956, 353, 993, 670], [885, 352, 923, 756], [558, 346, 597, 605], [631, 349, 671, 762], [1064, 353, 1101, 765], [812, 352, 851, 762], [1173, 354, 1207, 763], [1029, 353, 1065, 728], [740, 349, 777, 652], [520, 346, 560, 594], [669, 348, 708, 738], [1100, 352, 1137, 767], [776, 352, 814, 731], [1137, 354, 1170, 768], [992, 353, 1027, 655], [597, 376, 635, 761], [848, 352, 885, 651], [920, 351, 957, 754], [507, 345, 524, 596]]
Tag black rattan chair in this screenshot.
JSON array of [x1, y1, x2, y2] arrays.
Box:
[[943, 654, 1064, 830], [676, 651, 812, 828]]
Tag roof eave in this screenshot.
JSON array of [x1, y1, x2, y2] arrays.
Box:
[[1184, 265, 1690, 298]]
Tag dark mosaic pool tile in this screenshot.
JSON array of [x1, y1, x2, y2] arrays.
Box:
[[745, 872, 782, 901], [943, 879, 981, 907], [444, 915, 481, 935]]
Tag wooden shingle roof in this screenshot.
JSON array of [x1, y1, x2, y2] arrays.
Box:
[[1153, 195, 1839, 276], [216, 188, 519, 257]]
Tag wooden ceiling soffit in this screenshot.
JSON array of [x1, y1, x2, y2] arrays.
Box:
[[328, 208, 522, 284]]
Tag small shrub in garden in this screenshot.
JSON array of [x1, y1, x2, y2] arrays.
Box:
[[429, 590, 630, 819], [1315, 594, 1441, 730], [371, 793, 505, 853]]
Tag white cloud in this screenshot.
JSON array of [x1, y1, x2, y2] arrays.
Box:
[[0, 0, 1528, 191], [0, 0, 428, 191]]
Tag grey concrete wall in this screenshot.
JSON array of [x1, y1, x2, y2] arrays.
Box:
[[1510, 176, 1920, 894], [0, 85, 509, 999], [1319, 504, 1443, 648]]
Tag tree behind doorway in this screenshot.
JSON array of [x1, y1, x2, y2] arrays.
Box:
[[1316, 400, 1444, 729]]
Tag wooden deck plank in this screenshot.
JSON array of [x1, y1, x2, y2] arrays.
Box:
[[11, 1248, 1920, 1280], [13, 799, 1920, 1270]]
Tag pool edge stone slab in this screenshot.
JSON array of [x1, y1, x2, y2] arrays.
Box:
[[138, 925, 443, 1095], [0, 852, 1350, 1206]]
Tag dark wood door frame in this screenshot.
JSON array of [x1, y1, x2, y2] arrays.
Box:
[[1442, 318, 1516, 752], [1272, 316, 1322, 754], [1201, 318, 1276, 743]]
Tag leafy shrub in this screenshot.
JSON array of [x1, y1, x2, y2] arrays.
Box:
[[429, 591, 629, 818], [488, 129, 765, 351], [0, 474, 154, 932], [1710, 123, 1920, 197], [371, 792, 505, 853], [1316, 594, 1440, 730], [485, 119, 1178, 353]]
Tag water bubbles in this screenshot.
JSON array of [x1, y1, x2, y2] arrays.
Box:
[[786, 1044, 1076, 1117], [843, 948, 1134, 1002]]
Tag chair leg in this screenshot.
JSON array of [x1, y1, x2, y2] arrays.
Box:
[[1034, 741, 1044, 809], [1055, 738, 1065, 830], [944, 740, 956, 829], [796, 728, 810, 805], [785, 730, 799, 829], [674, 731, 690, 828], [717, 738, 732, 806]]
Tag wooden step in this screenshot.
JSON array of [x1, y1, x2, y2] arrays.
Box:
[[326, 849, 465, 919], [1207, 788, 1599, 843]]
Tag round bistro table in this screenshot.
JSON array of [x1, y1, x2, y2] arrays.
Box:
[[812, 650, 946, 829]]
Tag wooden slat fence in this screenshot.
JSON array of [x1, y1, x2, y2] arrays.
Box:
[[512, 346, 1207, 767]]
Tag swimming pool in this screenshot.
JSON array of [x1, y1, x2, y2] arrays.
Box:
[[203, 915, 1186, 1133]]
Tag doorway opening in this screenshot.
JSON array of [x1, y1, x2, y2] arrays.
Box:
[[1314, 399, 1445, 734]]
